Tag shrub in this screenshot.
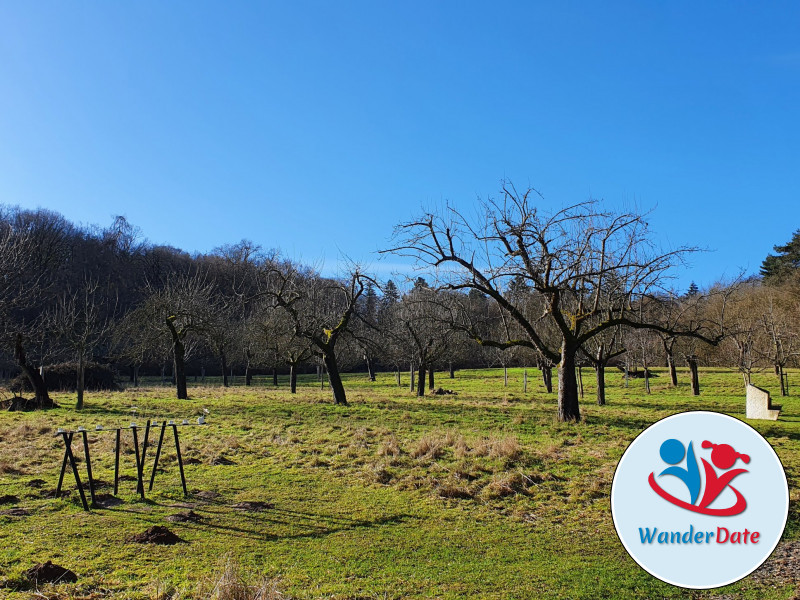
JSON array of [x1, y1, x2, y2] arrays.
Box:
[[10, 362, 119, 393]]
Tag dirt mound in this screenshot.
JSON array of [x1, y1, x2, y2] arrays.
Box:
[[25, 479, 46, 488], [166, 510, 203, 523], [118, 474, 138, 482], [432, 388, 457, 396], [2, 396, 59, 411], [233, 501, 274, 512], [128, 526, 184, 545], [94, 494, 123, 508], [0, 507, 29, 517], [210, 455, 236, 466], [25, 561, 78, 584], [0, 495, 19, 505]]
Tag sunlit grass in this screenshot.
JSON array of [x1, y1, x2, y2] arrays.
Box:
[[0, 367, 797, 599]]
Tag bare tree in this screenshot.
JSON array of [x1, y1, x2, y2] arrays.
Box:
[[126, 273, 214, 399], [268, 263, 368, 405], [49, 278, 115, 409], [387, 184, 721, 421]]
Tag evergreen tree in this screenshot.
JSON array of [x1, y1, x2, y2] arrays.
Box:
[[687, 281, 699, 296], [761, 229, 800, 282], [382, 279, 400, 306]]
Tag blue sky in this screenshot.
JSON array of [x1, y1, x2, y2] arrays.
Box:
[[1, 2, 798, 289]]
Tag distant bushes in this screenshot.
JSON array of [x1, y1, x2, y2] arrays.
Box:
[[10, 362, 119, 393]]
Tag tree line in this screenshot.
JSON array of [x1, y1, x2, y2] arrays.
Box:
[[1, 189, 799, 422]]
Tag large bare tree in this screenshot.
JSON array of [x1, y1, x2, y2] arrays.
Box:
[[387, 184, 721, 421]]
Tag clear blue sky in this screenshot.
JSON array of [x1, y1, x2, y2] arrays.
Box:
[[1, 2, 798, 289]]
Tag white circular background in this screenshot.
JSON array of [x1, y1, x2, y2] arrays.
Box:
[[611, 411, 789, 589]]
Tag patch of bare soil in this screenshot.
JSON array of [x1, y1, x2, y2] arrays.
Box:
[[128, 525, 184, 545], [0, 507, 29, 517], [93, 494, 123, 508], [0, 495, 19, 505], [233, 501, 274, 512], [25, 561, 78, 584], [210, 455, 236, 465], [166, 510, 203, 523], [195, 490, 221, 501], [25, 478, 46, 488]]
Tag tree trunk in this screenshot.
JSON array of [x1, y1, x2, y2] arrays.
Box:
[[577, 366, 584, 399], [666, 351, 678, 387], [541, 365, 553, 393], [595, 364, 606, 406], [523, 369, 528, 393], [417, 364, 426, 397], [323, 352, 348, 405], [503, 365, 508, 387], [14, 334, 53, 409], [76, 353, 85, 410], [396, 368, 401, 386], [686, 356, 700, 396], [273, 366, 279, 387], [410, 363, 415, 392], [557, 348, 580, 422], [449, 362, 455, 378], [779, 364, 787, 397], [174, 339, 188, 400], [221, 352, 229, 387], [245, 363, 252, 386], [290, 363, 297, 394], [428, 367, 434, 391], [133, 364, 140, 388], [365, 354, 376, 382]]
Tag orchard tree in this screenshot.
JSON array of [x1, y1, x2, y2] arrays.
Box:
[[388, 183, 722, 421], [49, 278, 115, 409], [268, 263, 369, 405], [126, 273, 214, 399]]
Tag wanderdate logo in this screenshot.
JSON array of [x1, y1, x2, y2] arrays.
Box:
[[648, 438, 750, 516], [611, 411, 789, 589]]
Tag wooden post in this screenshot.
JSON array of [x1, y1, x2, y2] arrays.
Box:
[[113, 428, 121, 495], [149, 422, 168, 491], [172, 425, 188, 497], [132, 426, 145, 501], [81, 430, 97, 507], [523, 369, 528, 394]]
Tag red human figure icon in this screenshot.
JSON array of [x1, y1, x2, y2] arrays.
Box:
[[698, 441, 750, 511]]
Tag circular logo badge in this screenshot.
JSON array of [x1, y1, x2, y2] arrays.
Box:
[[611, 411, 789, 589]]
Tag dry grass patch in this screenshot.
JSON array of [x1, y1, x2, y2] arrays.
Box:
[[411, 434, 443, 460], [482, 472, 529, 499]]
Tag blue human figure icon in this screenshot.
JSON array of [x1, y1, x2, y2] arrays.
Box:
[[658, 438, 701, 505]]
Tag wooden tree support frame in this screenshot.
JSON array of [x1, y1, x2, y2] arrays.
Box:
[[55, 420, 202, 511]]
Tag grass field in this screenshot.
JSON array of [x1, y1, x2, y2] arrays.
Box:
[[0, 367, 798, 599]]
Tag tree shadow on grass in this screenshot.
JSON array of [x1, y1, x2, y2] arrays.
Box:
[[173, 506, 413, 542]]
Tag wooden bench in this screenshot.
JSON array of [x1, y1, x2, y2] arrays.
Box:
[[745, 384, 781, 420]]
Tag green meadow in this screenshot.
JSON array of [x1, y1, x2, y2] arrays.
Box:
[[0, 368, 798, 599]]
